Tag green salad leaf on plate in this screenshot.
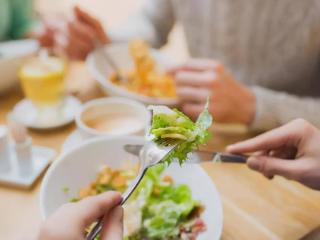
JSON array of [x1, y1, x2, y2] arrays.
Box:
[[125, 164, 203, 240], [148, 100, 213, 164]]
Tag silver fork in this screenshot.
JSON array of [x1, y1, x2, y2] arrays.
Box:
[[94, 40, 128, 84], [86, 138, 181, 240]]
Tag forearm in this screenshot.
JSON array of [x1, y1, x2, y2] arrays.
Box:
[[250, 86, 320, 130]]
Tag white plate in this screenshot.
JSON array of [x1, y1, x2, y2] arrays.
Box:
[[86, 43, 179, 106], [0, 39, 38, 59], [40, 136, 223, 240], [0, 39, 39, 93], [12, 96, 82, 129]]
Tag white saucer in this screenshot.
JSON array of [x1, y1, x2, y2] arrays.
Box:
[[0, 145, 56, 189], [12, 96, 82, 129], [62, 129, 91, 152]]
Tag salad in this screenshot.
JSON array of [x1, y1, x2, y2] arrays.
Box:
[[73, 164, 206, 240], [148, 101, 213, 164], [71, 103, 212, 239]]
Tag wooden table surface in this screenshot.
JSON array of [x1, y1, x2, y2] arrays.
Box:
[[1, 64, 320, 240]]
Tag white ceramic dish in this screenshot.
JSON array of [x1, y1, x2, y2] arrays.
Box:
[[75, 97, 150, 139], [12, 96, 82, 129], [40, 136, 223, 240], [0, 39, 39, 94], [86, 43, 179, 106]]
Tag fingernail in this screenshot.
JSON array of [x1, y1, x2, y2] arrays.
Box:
[[225, 145, 233, 152]]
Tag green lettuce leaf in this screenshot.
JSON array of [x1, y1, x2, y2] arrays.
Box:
[[148, 100, 213, 164], [127, 165, 199, 240]]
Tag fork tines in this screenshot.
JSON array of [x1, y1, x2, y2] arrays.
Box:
[[157, 138, 181, 147]]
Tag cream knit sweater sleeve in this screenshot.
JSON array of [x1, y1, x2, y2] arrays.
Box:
[[251, 87, 320, 131]]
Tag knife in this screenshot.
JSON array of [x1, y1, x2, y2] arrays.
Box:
[[124, 144, 247, 164]]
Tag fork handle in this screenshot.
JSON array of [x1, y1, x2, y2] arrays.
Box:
[[86, 167, 148, 240], [121, 167, 148, 204]]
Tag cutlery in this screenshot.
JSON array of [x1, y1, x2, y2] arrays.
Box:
[[124, 144, 247, 164], [94, 41, 128, 83], [86, 139, 182, 240]]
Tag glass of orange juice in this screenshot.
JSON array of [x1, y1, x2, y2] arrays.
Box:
[[19, 56, 66, 108]]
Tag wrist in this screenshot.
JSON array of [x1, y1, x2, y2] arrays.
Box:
[[239, 88, 256, 125]]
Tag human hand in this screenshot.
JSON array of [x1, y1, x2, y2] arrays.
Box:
[[38, 191, 123, 240], [28, 16, 60, 48], [227, 119, 320, 190], [170, 59, 256, 125], [56, 6, 110, 60]]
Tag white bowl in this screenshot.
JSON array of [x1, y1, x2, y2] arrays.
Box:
[[40, 136, 223, 240], [86, 43, 179, 106], [0, 39, 39, 94], [75, 97, 150, 139]]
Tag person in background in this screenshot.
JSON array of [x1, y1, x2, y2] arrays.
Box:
[[227, 119, 320, 190], [0, 0, 54, 46], [61, 1, 320, 131], [38, 191, 123, 240]]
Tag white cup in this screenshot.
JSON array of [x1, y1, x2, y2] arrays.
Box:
[[75, 97, 151, 139]]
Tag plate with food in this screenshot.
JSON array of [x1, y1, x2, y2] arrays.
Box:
[[40, 136, 223, 240], [86, 40, 179, 106], [40, 102, 223, 239]]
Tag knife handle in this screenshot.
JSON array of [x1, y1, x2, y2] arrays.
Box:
[[218, 153, 248, 164]]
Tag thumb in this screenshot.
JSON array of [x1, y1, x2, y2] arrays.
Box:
[[74, 191, 122, 229], [247, 156, 299, 180], [101, 206, 124, 240]]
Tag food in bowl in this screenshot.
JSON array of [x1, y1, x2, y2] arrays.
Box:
[[71, 164, 206, 240], [110, 40, 177, 98]]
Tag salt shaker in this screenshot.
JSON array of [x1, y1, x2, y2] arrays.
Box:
[[8, 120, 33, 175], [0, 125, 11, 172]]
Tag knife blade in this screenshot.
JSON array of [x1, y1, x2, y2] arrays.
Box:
[[124, 144, 247, 164]]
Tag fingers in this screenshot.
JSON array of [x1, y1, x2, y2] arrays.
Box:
[[169, 59, 224, 75], [68, 20, 96, 47], [75, 191, 122, 228], [226, 120, 307, 154], [101, 206, 123, 240], [178, 87, 211, 103], [175, 70, 219, 88], [73, 6, 109, 43], [247, 155, 300, 180], [182, 103, 206, 120]]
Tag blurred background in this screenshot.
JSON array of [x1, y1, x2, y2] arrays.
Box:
[[35, 0, 188, 61]]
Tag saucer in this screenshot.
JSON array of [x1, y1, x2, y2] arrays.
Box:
[[0, 145, 56, 189], [12, 96, 82, 129]]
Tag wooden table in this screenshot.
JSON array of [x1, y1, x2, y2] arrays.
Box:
[[1, 64, 320, 240]]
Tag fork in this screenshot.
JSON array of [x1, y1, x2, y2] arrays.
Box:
[[94, 40, 128, 83], [86, 138, 181, 240]]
